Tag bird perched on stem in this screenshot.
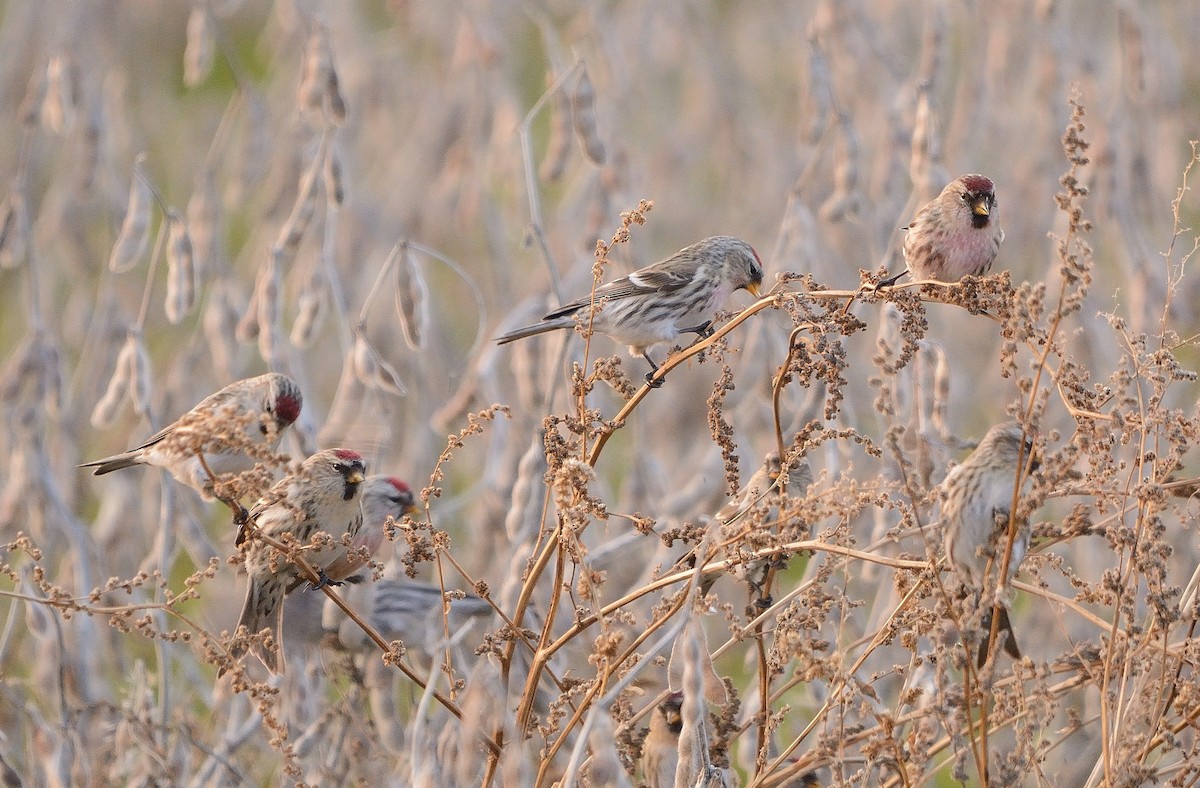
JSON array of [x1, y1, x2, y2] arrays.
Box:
[[289, 475, 418, 591], [230, 448, 366, 674], [81, 372, 302, 500], [496, 235, 763, 383], [881, 174, 1004, 287], [941, 421, 1038, 666]]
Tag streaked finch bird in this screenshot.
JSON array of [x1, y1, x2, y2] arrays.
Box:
[[883, 174, 1004, 286], [496, 235, 764, 381], [941, 421, 1037, 665], [230, 448, 366, 673], [689, 451, 813, 601], [641, 691, 684, 788], [81, 372, 302, 500], [329, 578, 493, 663], [293, 475, 419, 590]]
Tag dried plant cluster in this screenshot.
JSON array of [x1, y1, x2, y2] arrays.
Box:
[[1, 3, 1199, 787]]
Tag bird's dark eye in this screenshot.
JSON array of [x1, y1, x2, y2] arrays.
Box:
[[259, 424, 269, 435], [333, 462, 345, 473]]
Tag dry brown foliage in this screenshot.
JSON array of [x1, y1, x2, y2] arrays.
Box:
[[1, 3, 1200, 787]]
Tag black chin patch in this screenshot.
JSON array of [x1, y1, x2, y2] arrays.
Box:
[[971, 212, 990, 229], [343, 482, 357, 501]]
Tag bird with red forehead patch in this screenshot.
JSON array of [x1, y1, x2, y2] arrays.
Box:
[[290, 475, 419, 591], [881, 174, 1005, 286], [230, 448, 367, 673], [81, 372, 303, 500]]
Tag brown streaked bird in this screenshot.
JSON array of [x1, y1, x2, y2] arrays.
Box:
[[229, 448, 366, 674], [81, 372, 302, 500], [941, 421, 1038, 666], [496, 235, 763, 382]]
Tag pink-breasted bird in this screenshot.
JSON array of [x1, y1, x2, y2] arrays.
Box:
[[882, 174, 1004, 286]]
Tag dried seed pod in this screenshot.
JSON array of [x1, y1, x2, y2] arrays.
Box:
[[184, 5, 215, 87], [109, 165, 153, 273], [126, 334, 152, 416], [298, 23, 332, 113], [0, 188, 29, 269], [42, 55, 77, 134], [187, 168, 220, 278], [91, 336, 135, 428], [203, 280, 242, 378], [18, 66, 46, 128], [352, 328, 407, 396], [571, 66, 606, 166], [290, 276, 328, 348], [164, 210, 196, 323], [235, 286, 259, 343], [326, 66, 347, 125], [351, 328, 378, 384], [538, 72, 573, 182], [276, 148, 321, 261], [318, 351, 364, 448], [393, 243, 427, 351], [256, 249, 283, 363], [324, 146, 344, 207], [237, 90, 270, 199]]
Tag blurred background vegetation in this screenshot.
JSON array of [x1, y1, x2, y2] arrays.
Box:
[[1, 1, 1199, 785]]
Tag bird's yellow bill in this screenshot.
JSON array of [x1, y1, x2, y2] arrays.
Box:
[[746, 282, 761, 297], [972, 199, 990, 217], [347, 471, 365, 485]]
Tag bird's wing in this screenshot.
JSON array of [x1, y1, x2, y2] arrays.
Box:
[[124, 385, 243, 453], [542, 267, 692, 319]]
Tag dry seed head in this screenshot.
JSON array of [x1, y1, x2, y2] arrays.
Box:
[[164, 210, 196, 324], [571, 66, 606, 166], [109, 163, 153, 273], [183, 6, 215, 87], [393, 243, 428, 351]]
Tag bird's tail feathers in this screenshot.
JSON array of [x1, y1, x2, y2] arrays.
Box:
[[79, 453, 142, 475], [495, 319, 573, 345]]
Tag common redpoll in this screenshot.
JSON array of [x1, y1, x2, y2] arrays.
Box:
[[941, 421, 1037, 665], [296, 475, 418, 589], [329, 578, 493, 660], [230, 448, 366, 673], [695, 451, 813, 600], [641, 691, 684, 788], [81, 372, 302, 500], [882, 174, 1004, 286], [496, 235, 763, 381]]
